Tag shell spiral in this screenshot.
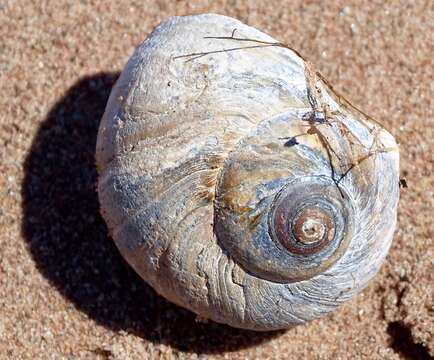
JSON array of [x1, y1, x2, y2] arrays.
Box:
[[96, 14, 399, 330]]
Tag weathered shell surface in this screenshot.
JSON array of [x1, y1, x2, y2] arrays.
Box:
[[96, 14, 399, 330]]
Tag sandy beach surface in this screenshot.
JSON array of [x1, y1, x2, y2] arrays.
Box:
[[1, 1, 433, 359]]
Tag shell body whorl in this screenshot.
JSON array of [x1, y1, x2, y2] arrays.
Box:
[[96, 14, 399, 330]]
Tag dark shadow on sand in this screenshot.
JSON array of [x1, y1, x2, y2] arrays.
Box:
[[21, 72, 283, 355]]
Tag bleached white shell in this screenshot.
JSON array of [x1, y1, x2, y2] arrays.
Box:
[[96, 14, 399, 330]]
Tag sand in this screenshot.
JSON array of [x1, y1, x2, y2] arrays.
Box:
[[0, 1, 433, 359]]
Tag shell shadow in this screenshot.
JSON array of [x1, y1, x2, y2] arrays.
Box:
[[21, 72, 283, 354]]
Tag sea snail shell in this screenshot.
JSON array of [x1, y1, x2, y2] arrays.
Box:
[[96, 14, 400, 330]]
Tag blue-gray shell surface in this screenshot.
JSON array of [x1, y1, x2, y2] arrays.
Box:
[[96, 14, 400, 330]]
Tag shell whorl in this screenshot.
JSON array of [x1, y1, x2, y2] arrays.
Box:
[[96, 14, 399, 330]]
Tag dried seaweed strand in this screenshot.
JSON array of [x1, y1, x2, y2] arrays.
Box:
[[174, 31, 398, 193]]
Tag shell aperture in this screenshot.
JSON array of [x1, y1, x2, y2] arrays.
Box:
[[96, 14, 400, 330]]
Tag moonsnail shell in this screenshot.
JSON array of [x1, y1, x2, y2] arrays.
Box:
[[96, 14, 399, 330]]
